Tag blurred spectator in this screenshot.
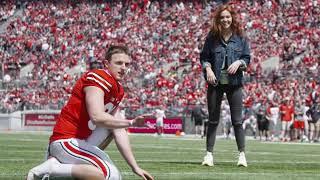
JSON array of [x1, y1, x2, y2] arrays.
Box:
[[190, 102, 207, 137]]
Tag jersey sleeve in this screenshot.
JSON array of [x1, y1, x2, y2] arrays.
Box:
[[83, 70, 113, 93]]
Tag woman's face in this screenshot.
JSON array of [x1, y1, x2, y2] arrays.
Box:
[[220, 10, 232, 30]]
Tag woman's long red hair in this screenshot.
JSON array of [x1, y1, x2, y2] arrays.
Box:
[[210, 4, 244, 38]]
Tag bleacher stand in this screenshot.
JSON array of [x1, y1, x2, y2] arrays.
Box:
[[0, 0, 318, 122]]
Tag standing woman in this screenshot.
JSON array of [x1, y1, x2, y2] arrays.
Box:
[[200, 4, 250, 167]]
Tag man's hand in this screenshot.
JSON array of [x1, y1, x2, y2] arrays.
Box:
[[132, 167, 154, 180], [132, 114, 152, 127]]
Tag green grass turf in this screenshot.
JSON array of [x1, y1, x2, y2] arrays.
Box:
[[0, 132, 319, 180]]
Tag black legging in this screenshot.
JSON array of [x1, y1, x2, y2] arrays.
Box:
[[206, 84, 245, 152]]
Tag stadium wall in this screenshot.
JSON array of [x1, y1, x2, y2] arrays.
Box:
[[0, 111, 22, 130], [0, 110, 187, 134], [0, 110, 60, 131]]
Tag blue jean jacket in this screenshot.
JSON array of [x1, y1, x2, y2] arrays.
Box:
[[200, 32, 251, 86]]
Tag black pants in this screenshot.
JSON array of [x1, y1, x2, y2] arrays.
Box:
[[206, 84, 245, 152]]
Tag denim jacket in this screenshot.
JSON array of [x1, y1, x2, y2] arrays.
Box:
[[200, 32, 251, 86]]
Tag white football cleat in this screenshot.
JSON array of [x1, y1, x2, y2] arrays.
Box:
[[202, 153, 214, 166], [237, 152, 247, 167], [26, 171, 49, 180], [26, 170, 36, 180], [26, 158, 58, 180], [26, 170, 39, 180], [41, 174, 50, 180]]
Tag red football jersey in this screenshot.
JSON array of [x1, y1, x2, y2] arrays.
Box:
[[50, 69, 124, 143], [279, 104, 294, 122]]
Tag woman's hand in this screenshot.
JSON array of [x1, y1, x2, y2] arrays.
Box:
[[227, 60, 242, 74], [206, 67, 217, 85]]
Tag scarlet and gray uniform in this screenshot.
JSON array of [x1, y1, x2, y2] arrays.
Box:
[[49, 69, 124, 179]]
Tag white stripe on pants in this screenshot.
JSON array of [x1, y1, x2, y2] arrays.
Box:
[[49, 138, 121, 180]]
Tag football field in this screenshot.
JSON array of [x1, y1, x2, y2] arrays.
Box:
[[0, 132, 319, 180]]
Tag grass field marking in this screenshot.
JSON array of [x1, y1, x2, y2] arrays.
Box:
[[247, 152, 320, 157], [0, 150, 45, 153], [1, 158, 320, 165], [135, 159, 320, 164], [2, 171, 319, 177], [132, 151, 320, 157], [2, 149, 320, 158], [0, 138, 49, 142], [0, 144, 47, 148], [121, 171, 320, 176], [162, 137, 205, 141], [163, 137, 320, 146], [132, 144, 205, 150], [0, 131, 51, 135], [262, 141, 320, 146], [2, 135, 320, 146]]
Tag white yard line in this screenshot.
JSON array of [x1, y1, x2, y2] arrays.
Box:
[[2, 146, 320, 157], [122, 172, 320, 176], [0, 138, 48, 142], [2, 136, 320, 146], [0, 158, 319, 164], [261, 141, 320, 146], [136, 159, 320, 164]]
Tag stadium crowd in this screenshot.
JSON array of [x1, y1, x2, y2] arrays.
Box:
[[0, 0, 17, 22], [0, 0, 319, 140]]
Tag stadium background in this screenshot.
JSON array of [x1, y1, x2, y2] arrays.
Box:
[[0, 0, 319, 179]]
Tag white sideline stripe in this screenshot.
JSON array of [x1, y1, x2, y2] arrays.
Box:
[[133, 144, 205, 150], [2, 135, 320, 146], [0, 144, 47, 148], [0, 131, 52, 135], [261, 141, 320, 146], [135, 151, 320, 157], [0, 143, 205, 151], [137, 159, 320, 164], [1, 158, 320, 164], [2, 141, 320, 157], [3, 150, 320, 158], [0, 150, 44, 153], [0, 138, 48, 142], [162, 137, 204, 141], [2, 144, 320, 157], [121, 172, 320, 176], [2, 143, 319, 155], [247, 152, 320, 157], [163, 137, 320, 146]]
